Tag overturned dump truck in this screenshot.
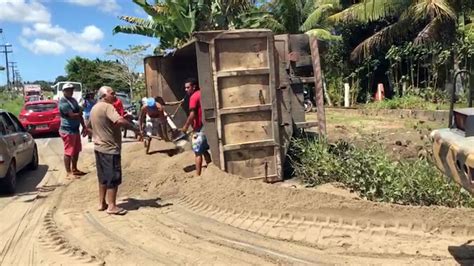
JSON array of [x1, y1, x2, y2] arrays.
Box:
[[144, 29, 321, 182], [430, 70, 474, 193]]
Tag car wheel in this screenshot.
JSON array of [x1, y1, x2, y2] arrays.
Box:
[[1, 162, 16, 194], [28, 145, 39, 170]]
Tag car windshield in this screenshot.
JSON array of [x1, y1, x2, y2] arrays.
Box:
[[26, 103, 57, 112], [28, 95, 41, 102], [116, 94, 130, 105], [26, 91, 40, 96]]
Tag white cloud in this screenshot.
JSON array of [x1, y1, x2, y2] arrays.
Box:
[[0, 0, 51, 24], [20, 38, 65, 55], [81, 25, 104, 42], [66, 0, 120, 13], [20, 23, 104, 55]]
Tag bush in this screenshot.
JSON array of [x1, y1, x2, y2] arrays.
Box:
[[291, 138, 474, 208], [365, 95, 434, 110], [0, 94, 24, 116]]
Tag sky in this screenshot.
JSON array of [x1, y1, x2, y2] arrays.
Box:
[[0, 0, 158, 85]]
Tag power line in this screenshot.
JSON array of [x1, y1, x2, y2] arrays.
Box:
[[8, 62, 17, 87], [0, 44, 12, 90]]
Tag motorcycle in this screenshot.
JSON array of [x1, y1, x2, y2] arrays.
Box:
[[123, 105, 139, 138], [303, 87, 313, 113]]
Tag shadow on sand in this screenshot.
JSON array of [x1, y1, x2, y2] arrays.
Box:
[[118, 197, 173, 211]]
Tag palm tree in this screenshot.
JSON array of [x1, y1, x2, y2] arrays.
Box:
[[239, 0, 342, 41], [113, 0, 254, 52], [328, 0, 473, 61]]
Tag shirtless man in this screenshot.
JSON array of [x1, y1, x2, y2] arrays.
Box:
[[139, 97, 168, 141]]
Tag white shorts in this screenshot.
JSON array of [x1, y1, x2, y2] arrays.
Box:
[[144, 116, 166, 136]]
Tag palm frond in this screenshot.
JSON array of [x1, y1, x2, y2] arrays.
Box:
[[112, 25, 159, 38], [466, 22, 474, 42], [300, 4, 337, 32], [414, 17, 443, 45], [350, 14, 415, 61], [329, 0, 411, 22], [117, 16, 160, 30], [132, 0, 161, 17], [305, 28, 342, 42], [412, 0, 456, 21]]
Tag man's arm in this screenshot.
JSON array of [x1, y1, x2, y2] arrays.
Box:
[[59, 101, 82, 120], [106, 105, 141, 136], [181, 110, 195, 133], [138, 106, 146, 132], [165, 99, 184, 106]]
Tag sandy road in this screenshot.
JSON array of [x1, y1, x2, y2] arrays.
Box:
[[0, 137, 69, 265], [0, 136, 472, 265]]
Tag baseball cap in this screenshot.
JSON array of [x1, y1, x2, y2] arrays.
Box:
[[62, 83, 74, 90], [146, 97, 155, 107]]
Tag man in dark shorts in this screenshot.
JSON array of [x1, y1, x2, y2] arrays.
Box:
[[181, 78, 211, 176], [88, 86, 141, 215], [58, 83, 88, 178]]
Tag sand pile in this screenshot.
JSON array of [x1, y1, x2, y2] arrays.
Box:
[[63, 140, 474, 231]]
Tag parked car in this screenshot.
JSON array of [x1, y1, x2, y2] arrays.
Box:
[[0, 111, 39, 193], [19, 100, 61, 136]]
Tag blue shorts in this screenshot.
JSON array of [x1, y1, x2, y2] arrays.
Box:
[[192, 130, 209, 155]]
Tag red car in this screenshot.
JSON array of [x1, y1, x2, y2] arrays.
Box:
[[19, 100, 61, 135]]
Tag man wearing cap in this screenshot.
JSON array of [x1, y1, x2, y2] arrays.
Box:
[[88, 86, 141, 215], [139, 97, 168, 141], [58, 83, 88, 178]]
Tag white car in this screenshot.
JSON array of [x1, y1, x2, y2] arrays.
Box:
[[0, 110, 38, 193]]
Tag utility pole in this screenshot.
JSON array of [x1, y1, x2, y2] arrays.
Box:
[[8, 62, 16, 88], [0, 43, 12, 90]]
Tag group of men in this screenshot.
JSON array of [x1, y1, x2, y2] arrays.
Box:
[[58, 78, 211, 215]]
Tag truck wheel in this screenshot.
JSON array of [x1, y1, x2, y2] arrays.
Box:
[[304, 99, 313, 113], [1, 162, 16, 194]]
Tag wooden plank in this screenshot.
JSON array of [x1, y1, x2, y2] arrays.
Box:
[[222, 111, 273, 145], [218, 75, 270, 108], [212, 31, 272, 40], [210, 39, 226, 170], [220, 104, 272, 115], [267, 33, 283, 181], [289, 83, 306, 124], [223, 139, 275, 151], [295, 121, 319, 128], [216, 68, 269, 78], [225, 147, 277, 178], [249, 174, 278, 181], [215, 37, 269, 72], [144, 56, 161, 97], [196, 41, 221, 168], [309, 36, 327, 137]]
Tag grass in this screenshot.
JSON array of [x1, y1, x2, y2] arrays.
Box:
[[364, 95, 466, 111], [291, 137, 474, 208], [0, 94, 24, 116]]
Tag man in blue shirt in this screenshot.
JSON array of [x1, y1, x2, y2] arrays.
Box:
[[59, 83, 88, 178], [82, 92, 96, 142]]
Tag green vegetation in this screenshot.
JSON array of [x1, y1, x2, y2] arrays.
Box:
[[65, 45, 147, 99], [0, 95, 24, 116], [364, 94, 470, 110], [291, 138, 474, 208], [364, 95, 446, 110]]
